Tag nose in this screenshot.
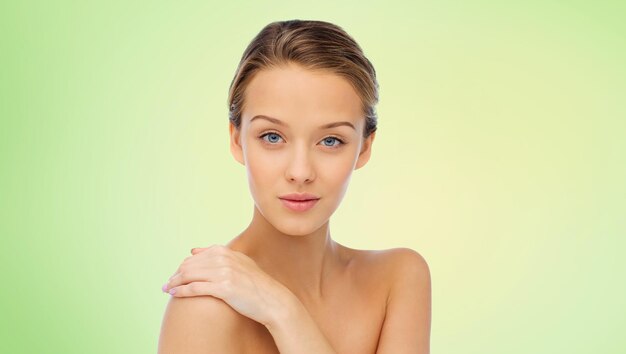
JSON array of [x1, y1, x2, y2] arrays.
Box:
[[285, 145, 316, 184]]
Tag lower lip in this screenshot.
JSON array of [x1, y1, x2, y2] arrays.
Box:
[[279, 198, 320, 212]]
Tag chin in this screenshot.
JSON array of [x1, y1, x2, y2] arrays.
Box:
[[257, 204, 329, 236], [279, 223, 319, 236], [269, 214, 325, 236]]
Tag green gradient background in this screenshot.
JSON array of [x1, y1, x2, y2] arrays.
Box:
[[1, 1, 625, 353]]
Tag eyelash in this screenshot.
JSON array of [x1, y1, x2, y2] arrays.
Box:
[[258, 131, 346, 149]]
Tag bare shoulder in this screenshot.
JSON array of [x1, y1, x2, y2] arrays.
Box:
[[158, 295, 245, 354], [341, 245, 431, 353], [341, 245, 430, 284], [382, 247, 431, 282]]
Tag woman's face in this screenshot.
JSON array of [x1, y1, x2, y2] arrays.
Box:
[[229, 62, 375, 236]]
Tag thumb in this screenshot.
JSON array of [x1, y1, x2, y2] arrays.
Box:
[[191, 247, 209, 254]]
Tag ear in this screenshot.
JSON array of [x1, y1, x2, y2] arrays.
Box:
[[229, 122, 245, 165], [354, 131, 375, 170]]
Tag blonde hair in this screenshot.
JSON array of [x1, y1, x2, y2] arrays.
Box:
[[227, 19, 379, 138]]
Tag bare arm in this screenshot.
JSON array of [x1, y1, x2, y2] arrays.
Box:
[[159, 284, 337, 354], [263, 295, 338, 354], [158, 295, 243, 354], [159, 245, 338, 353], [376, 248, 432, 354]]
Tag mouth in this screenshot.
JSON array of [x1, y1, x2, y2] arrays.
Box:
[[278, 192, 320, 201], [278, 197, 320, 212]]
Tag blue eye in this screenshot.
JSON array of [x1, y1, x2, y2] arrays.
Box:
[[321, 137, 344, 148], [260, 132, 283, 144], [258, 132, 346, 149]]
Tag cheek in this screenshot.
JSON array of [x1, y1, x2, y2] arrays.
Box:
[[328, 157, 353, 179], [317, 153, 357, 191], [243, 144, 284, 194]]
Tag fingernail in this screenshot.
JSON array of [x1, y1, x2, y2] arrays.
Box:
[[162, 283, 168, 292], [169, 288, 176, 295]]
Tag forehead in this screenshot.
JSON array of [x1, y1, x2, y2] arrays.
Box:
[[242, 63, 363, 127]]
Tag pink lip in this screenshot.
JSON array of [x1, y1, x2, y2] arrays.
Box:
[[279, 198, 319, 212], [279, 192, 320, 201]]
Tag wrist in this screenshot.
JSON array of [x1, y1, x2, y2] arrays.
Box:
[[264, 291, 303, 331], [262, 293, 338, 354]]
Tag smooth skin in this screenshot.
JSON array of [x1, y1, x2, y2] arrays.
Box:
[[157, 62, 431, 354]]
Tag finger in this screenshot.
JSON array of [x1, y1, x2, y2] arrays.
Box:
[[191, 247, 206, 255], [166, 266, 227, 290], [168, 249, 228, 284], [168, 271, 180, 281], [167, 272, 182, 287], [168, 281, 224, 298], [184, 252, 230, 271], [191, 244, 222, 255], [177, 249, 218, 272]]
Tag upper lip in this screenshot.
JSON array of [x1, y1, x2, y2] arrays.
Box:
[[279, 193, 320, 201]]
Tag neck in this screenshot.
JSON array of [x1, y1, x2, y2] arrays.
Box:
[[227, 206, 342, 303]]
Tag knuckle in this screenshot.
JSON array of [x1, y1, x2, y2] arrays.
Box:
[[213, 254, 228, 265], [221, 278, 233, 292], [194, 282, 204, 292], [219, 267, 233, 278], [213, 245, 229, 254]]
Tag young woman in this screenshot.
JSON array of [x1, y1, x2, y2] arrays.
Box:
[[158, 19, 431, 354]]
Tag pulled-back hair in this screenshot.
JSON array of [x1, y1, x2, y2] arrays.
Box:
[[227, 19, 379, 138]]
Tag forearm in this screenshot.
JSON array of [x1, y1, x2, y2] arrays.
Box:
[[264, 295, 338, 354]]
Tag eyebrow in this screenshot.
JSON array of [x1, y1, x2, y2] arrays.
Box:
[[250, 115, 356, 130]]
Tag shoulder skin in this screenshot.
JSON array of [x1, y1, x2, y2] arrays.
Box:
[[158, 295, 245, 354]]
